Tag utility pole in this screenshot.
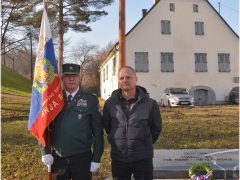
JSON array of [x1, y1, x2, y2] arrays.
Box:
[[30, 32, 33, 80], [218, 2, 220, 14], [3, 41, 5, 65], [27, 32, 33, 80], [119, 0, 126, 69], [12, 56, 14, 69]]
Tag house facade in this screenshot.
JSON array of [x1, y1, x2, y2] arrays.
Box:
[[99, 0, 239, 105]]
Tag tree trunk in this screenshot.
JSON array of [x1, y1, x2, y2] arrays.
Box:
[[58, 0, 64, 87]]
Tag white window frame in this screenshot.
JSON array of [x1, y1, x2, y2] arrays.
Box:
[[170, 3, 175, 11], [195, 53, 207, 72], [218, 53, 230, 72], [193, 4, 198, 12], [112, 57, 116, 76], [161, 20, 171, 34], [135, 52, 149, 72], [103, 68, 105, 82], [106, 65, 108, 80], [161, 52, 174, 72], [195, 21, 204, 35]]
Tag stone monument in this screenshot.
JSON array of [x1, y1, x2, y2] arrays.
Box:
[[153, 149, 239, 179]]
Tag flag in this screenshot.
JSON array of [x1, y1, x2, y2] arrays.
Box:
[[28, 8, 64, 147]]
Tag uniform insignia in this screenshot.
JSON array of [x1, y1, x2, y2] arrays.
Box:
[[85, 91, 97, 97], [78, 114, 82, 119], [77, 99, 88, 107]]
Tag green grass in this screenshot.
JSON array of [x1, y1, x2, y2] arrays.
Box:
[[157, 106, 239, 149], [1, 96, 239, 179], [1, 97, 30, 118], [2, 120, 43, 179], [1, 64, 32, 96], [1, 67, 239, 179]]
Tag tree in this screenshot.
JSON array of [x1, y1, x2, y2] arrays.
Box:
[[1, 0, 41, 52], [81, 56, 101, 94], [70, 38, 98, 88], [1, 0, 42, 76], [94, 40, 117, 62], [37, 0, 114, 75], [2, 0, 114, 76], [92, 40, 116, 95], [68, 39, 116, 95]]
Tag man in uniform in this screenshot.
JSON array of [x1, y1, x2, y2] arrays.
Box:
[[40, 63, 104, 180]]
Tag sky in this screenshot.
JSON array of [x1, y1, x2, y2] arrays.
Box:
[[65, 0, 239, 50]]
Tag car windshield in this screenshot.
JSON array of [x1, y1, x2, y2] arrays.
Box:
[[170, 88, 189, 94]]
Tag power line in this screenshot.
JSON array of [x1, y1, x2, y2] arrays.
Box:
[[219, 2, 239, 13]]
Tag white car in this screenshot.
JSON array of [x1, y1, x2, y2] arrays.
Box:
[[161, 87, 194, 107]]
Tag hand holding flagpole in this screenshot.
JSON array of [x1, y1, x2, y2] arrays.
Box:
[[48, 165, 51, 172], [28, 0, 64, 180]]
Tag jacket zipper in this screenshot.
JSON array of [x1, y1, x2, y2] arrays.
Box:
[[125, 99, 142, 161], [125, 118, 129, 161]]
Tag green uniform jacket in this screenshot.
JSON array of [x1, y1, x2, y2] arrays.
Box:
[[40, 88, 104, 163]]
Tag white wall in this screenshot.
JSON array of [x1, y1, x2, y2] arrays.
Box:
[[124, 0, 239, 103], [100, 54, 119, 100], [100, 0, 239, 104]]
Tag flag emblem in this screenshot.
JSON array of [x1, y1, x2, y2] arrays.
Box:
[[28, 8, 64, 147]]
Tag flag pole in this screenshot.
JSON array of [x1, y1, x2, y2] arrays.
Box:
[[28, 0, 64, 178], [43, 2, 53, 180], [47, 126, 52, 180]]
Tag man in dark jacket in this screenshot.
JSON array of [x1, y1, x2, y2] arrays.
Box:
[[39, 63, 104, 180], [103, 66, 162, 180]]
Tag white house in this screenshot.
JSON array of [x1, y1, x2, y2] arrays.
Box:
[[99, 0, 239, 105]]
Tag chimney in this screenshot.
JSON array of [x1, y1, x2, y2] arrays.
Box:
[[153, 0, 159, 4], [142, 9, 147, 17]]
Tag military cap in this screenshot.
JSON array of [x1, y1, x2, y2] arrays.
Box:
[[62, 63, 80, 75]]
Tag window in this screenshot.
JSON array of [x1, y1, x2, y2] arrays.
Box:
[[103, 68, 105, 82], [195, 21, 204, 35], [161, 53, 174, 72], [161, 20, 171, 34], [195, 53, 207, 72], [135, 52, 149, 72], [170, 3, 175, 11], [106, 65, 108, 80], [218, 53, 230, 72], [112, 57, 116, 75], [233, 77, 239, 83], [193, 4, 198, 12]]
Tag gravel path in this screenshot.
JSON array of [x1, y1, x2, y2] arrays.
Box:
[[1, 93, 31, 99]]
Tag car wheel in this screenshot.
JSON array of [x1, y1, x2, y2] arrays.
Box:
[[229, 96, 235, 104], [161, 100, 165, 107], [168, 100, 172, 108]]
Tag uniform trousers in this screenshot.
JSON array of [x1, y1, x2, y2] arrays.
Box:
[[111, 158, 153, 180], [52, 150, 92, 180]]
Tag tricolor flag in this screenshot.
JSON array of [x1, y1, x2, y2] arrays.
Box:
[[28, 7, 64, 147]]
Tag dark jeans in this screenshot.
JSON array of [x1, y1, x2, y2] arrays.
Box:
[[52, 151, 92, 180], [111, 158, 153, 180]]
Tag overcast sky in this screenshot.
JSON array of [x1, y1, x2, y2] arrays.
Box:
[[65, 0, 239, 51]]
